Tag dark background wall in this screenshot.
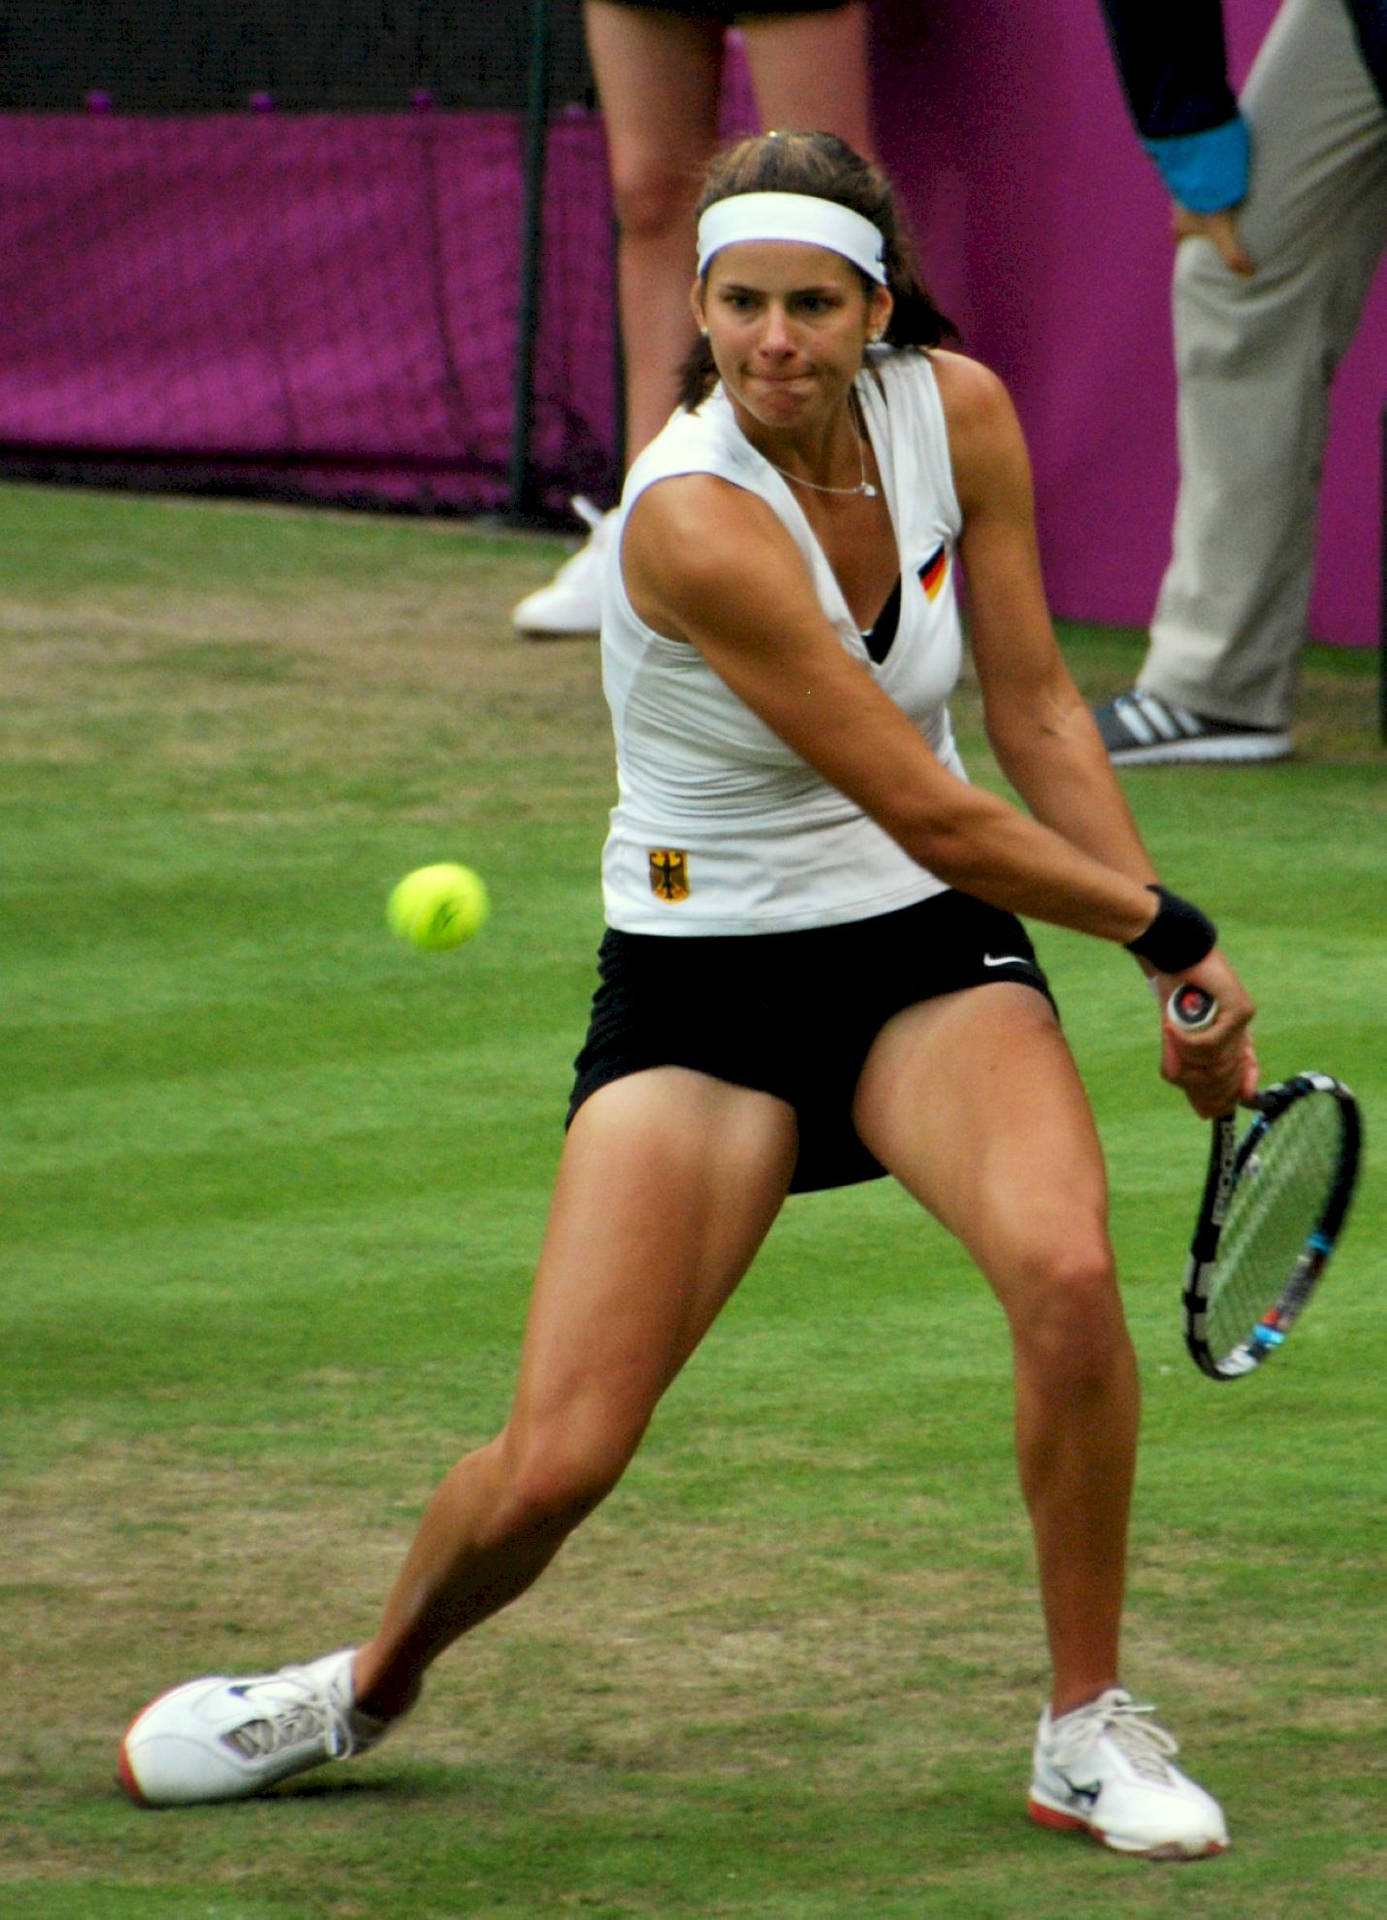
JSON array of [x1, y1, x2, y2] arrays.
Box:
[[0, 1, 595, 112]]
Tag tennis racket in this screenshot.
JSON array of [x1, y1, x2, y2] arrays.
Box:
[[1167, 984, 1362, 1380]]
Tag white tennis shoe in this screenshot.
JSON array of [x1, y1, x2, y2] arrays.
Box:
[[118, 1648, 388, 1806], [511, 496, 614, 637], [1028, 1688, 1229, 1859]]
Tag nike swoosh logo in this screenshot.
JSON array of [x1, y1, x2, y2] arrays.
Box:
[[1053, 1770, 1102, 1807], [982, 954, 1028, 968]]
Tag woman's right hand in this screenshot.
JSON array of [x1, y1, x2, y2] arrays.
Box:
[[1152, 950, 1258, 1118]]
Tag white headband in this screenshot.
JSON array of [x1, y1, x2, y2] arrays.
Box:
[[696, 192, 888, 285]]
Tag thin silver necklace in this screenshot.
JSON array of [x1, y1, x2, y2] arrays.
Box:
[[762, 396, 877, 500]]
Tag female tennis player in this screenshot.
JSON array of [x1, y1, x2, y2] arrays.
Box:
[[120, 133, 1256, 1860]]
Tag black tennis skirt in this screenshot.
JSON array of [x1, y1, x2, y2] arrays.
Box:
[[568, 889, 1055, 1193]]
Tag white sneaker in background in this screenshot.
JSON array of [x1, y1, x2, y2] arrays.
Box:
[[511, 495, 614, 638], [1028, 1687, 1229, 1859], [119, 1648, 388, 1805]]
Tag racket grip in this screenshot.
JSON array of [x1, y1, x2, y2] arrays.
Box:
[[1168, 984, 1219, 1032]]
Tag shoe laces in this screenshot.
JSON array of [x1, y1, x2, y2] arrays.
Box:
[[1046, 1689, 1180, 1784], [221, 1666, 358, 1764]]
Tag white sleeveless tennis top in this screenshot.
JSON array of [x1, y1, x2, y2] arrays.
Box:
[[599, 348, 967, 935]]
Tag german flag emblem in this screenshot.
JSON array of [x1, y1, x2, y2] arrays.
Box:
[[918, 543, 947, 602], [649, 849, 690, 902]]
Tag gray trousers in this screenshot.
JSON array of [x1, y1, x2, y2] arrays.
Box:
[[1141, 0, 1387, 728]]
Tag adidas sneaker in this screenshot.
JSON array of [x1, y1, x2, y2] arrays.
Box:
[[1093, 688, 1291, 766]]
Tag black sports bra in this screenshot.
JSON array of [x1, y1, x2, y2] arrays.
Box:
[[861, 575, 902, 665]]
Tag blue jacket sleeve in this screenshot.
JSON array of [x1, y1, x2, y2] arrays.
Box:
[[1097, 0, 1250, 212]]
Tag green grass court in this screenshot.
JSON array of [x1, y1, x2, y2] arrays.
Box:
[[1, 482, 1383, 1917]]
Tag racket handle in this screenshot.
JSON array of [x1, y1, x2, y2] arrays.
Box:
[[1168, 984, 1219, 1032]]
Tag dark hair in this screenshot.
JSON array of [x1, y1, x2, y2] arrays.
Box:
[[677, 130, 957, 409]]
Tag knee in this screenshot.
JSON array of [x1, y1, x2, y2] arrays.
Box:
[[492, 1418, 635, 1542], [1004, 1236, 1127, 1385], [608, 153, 700, 244]]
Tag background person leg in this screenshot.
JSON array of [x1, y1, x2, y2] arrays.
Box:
[[737, 2, 876, 159], [512, 8, 724, 637], [1144, 0, 1387, 734]]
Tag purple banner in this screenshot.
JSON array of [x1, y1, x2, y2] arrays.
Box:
[[0, 110, 616, 514], [1, 0, 1381, 646]]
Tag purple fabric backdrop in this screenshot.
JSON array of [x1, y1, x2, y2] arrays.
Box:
[[0, 0, 1381, 645], [0, 110, 617, 515]]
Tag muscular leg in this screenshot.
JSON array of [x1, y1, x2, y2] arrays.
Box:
[[738, 2, 875, 158], [353, 1068, 797, 1719], [851, 985, 1137, 1717], [583, 4, 725, 464]]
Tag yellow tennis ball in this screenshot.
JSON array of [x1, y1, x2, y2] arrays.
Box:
[[387, 863, 489, 951]]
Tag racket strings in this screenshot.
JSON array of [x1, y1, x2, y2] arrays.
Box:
[[1205, 1093, 1345, 1359]]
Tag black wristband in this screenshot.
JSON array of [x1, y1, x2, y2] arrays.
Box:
[[1124, 885, 1218, 973]]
